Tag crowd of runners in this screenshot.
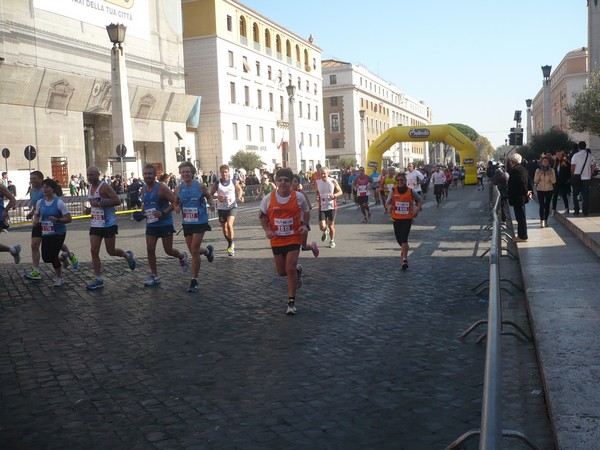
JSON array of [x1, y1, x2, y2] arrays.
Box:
[[1, 161, 476, 315]]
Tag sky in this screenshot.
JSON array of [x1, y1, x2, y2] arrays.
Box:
[[242, 0, 588, 149]]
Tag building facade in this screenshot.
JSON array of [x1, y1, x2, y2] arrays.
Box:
[[182, 0, 326, 174], [321, 59, 432, 170], [0, 0, 198, 195]]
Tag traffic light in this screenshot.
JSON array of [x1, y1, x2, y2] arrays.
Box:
[[509, 132, 516, 146], [515, 132, 523, 145], [508, 127, 523, 146]]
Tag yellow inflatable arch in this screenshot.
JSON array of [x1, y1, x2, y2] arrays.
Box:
[[365, 124, 478, 185]]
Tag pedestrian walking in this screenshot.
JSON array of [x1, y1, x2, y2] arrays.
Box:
[[507, 154, 533, 242], [534, 156, 556, 228]]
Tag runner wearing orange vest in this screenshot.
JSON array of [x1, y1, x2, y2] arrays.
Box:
[[386, 172, 423, 270]]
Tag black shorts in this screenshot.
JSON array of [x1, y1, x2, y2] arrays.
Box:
[[182, 223, 212, 237], [393, 219, 413, 244], [319, 209, 336, 222], [31, 225, 42, 238], [90, 225, 118, 238], [218, 208, 237, 223], [344, 185, 352, 195], [146, 225, 176, 238], [357, 196, 369, 205], [128, 199, 142, 209], [271, 243, 301, 255]]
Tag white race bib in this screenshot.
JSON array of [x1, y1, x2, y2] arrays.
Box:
[[274, 217, 294, 236], [90, 207, 105, 227], [183, 207, 199, 223]]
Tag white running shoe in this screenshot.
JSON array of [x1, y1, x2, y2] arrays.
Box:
[[59, 252, 70, 269]]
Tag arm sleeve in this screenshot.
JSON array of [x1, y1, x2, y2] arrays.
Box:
[[259, 195, 270, 215], [57, 199, 70, 216]]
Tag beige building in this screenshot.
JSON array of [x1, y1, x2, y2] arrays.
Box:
[[0, 0, 197, 195], [182, 0, 325, 174], [322, 59, 431, 169]]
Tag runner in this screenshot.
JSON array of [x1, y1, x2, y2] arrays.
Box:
[[210, 164, 244, 256], [292, 174, 319, 257], [259, 168, 310, 315], [352, 167, 372, 223], [315, 166, 343, 248], [174, 161, 215, 293], [386, 172, 423, 270], [406, 163, 424, 197], [381, 167, 396, 214], [369, 167, 382, 205], [348, 168, 359, 208], [23, 171, 78, 281], [139, 163, 191, 287], [431, 166, 446, 207], [255, 173, 276, 200], [0, 183, 21, 264], [33, 179, 72, 286], [83, 165, 137, 290]]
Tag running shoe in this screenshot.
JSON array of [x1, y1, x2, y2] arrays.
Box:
[[24, 269, 42, 280], [286, 301, 297, 315], [69, 252, 79, 269], [54, 277, 65, 287], [321, 227, 329, 242], [144, 274, 161, 287], [311, 242, 319, 258], [227, 242, 235, 256], [59, 252, 70, 269], [401, 259, 409, 271], [11, 245, 21, 264], [125, 250, 137, 271], [86, 278, 104, 290], [296, 265, 303, 289], [205, 245, 214, 263], [188, 279, 200, 293], [179, 251, 190, 272], [329, 240, 336, 248]]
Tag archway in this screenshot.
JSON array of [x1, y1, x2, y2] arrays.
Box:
[[365, 124, 478, 185]]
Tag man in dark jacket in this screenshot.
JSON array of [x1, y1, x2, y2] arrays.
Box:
[[507, 153, 533, 242]]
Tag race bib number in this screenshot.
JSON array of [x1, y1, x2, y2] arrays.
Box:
[[183, 207, 199, 223], [357, 185, 368, 196], [394, 201, 410, 216], [41, 220, 54, 235], [146, 208, 159, 224], [90, 207, 105, 227], [274, 217, 294, 236]]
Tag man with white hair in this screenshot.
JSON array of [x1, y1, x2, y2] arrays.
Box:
[[507, 154, 533, 243]]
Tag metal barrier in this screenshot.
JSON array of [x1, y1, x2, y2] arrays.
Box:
[[446, 187, 539, 450]]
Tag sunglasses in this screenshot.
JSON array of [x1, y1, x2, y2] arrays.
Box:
[[277, 178, 290, 183]]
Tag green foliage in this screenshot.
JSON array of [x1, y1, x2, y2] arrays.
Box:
[[565, 70, 600, 135], [228, 151, 265, 172], [529, 129, 574, 156], [336, 155, 358, 169], [448, 123, 479, 142]]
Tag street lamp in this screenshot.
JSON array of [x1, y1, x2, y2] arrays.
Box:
[[106, 23, 134, 176], [525, 99, 533, 144], [286, 82, 298, 171], [359, 109, 366, 167], [541, 65, 552, 132]]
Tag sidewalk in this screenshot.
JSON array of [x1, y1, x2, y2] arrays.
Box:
[[513, 202, 600, 449]]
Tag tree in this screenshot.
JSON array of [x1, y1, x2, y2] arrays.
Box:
[[565, 70, 600, 135], [448, 123, 479, 142], [228, 150, 264, 172], [336, 155, 357, 169], [474, 135, 495, 162], [529, 129, 574, 157]]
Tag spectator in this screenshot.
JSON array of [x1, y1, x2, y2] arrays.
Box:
[[507, 153, 533, 242]]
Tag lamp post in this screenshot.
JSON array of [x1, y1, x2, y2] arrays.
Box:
[[286, 82, 298, 172], [359, 109, 366, 167], [541, 65, 552, 132], [525, 99, 533, 144], [106, 23, 134, 177]]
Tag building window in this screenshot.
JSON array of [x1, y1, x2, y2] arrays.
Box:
[[267, 65, 272, 80], [315, 106, 319, 121], [314, 83, 317, 95], [242, 56, 250, 72], [332, 139, 340, 148], [297, 77, 301, 90], [244, 86, 250, 106], [265, 30, 272, 54], [306, 80, 310, 92], [307, 103, 311, 119], [227, 15, 232, 32], [271, 128, 275, 143], [228, 51, 234, 67], [330, 74, 337, 85], [256, 61, 260, 76], [317, 135, 320, 147], [309, 134, 312, 146], [246, 125, 252, 140], [239, 16, 247, 38], [259, 126, 264, 143], [257, 89, 262, 109], [330, 114, 340, 133], [230, 82, 236, 103], [330, 97, 338, 107], [269, 93, 274, 111], [298, 101, 303, 118], [232, 123, 238, 140]]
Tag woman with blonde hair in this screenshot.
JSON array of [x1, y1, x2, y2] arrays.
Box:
[[534, 155, 556, 228]]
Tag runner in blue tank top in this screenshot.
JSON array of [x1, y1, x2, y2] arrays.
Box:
[[174, 161, 215, 293], [83, 165, 137, 291], [23, 171, 78, 281], [33, 179, 72, 287], [139, 163, 190, 287]]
